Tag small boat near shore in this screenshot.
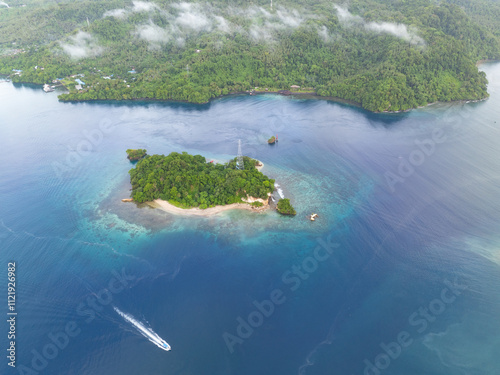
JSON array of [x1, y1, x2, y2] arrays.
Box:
[[43, 84, 54, 93]]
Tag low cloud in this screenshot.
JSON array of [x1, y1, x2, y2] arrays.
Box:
[[60, 31, 103, 59], [104, 1, 424, 49], [111, 2, 323, 47], [318, 25, 331, 43], [236, 6, 312, 42], [133, 3, 218, 48], [133, 2, 226, 46], [104, 1, 159, 19], [334, 5, 425, 45], [214, 15, 231, 33], [172, 2, 211, 31], [104, 8, 128, 19], [334, 5, 362, 23], [132, 1, 159, 13], [276, 9, 304, 28], [133, 23, 171, 46], [365, 22, 424, 45]]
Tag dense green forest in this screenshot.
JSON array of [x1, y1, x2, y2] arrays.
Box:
[[1, 0, 499, 112], [126, 148, 147, 161], [276, 198, 296, 216], [129, 151, 275, 208]]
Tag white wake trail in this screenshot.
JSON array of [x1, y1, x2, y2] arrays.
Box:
[[114, 307, 171, 351], [275, 183, 285, 199]]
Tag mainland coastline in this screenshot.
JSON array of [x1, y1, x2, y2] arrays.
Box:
[[52, 77, 492, 114], [42, 61, 495, 114], [7, 60, 495, 115], [53, 86, 491, 115]]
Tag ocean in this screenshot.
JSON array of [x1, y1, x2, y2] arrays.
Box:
[[1, 63, 500, 375]]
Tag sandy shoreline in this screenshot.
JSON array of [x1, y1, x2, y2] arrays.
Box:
[[149, 199, 269, 217]]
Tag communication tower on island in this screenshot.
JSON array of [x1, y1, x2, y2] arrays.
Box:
[[236, 139, 244, 170]]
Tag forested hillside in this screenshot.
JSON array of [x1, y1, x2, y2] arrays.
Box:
[[129, 152, 275, 207], [1, 0, 499, 112]]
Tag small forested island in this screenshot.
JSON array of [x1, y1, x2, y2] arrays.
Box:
[[126, 149, 147, 161], [129, 151, 275, 209], [277, 199, 297, 216], [268, 136, 277, 144], [1, 1, 499, 112]]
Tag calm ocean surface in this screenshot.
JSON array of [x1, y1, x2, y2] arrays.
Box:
[[1, 63, 500, 375]]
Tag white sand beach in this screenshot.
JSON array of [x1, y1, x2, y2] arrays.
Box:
[[149, 199, 268, 217]]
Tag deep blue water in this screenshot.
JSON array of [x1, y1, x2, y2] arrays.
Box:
[[1, 63, 500, 375]]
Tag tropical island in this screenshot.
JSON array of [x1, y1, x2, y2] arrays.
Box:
[[128, 151, 275, 215], [126, 148, 147, 161], [277, 199, 297, 216], [1, 0, 499, 112]]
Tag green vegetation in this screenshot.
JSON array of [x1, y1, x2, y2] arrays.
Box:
[[126, 148, 147, 161], [268, 136, 276, 144], [1, 0, 499, 112], [277, 199, 296, 216], [128, 151, 275, 207], [251, 201, 264, 208]]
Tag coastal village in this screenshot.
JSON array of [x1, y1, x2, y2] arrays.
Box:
[[8, 58, 139, 96], [35, 68, 312, 98], [9, 56, 313, 99], [37, 68, 138, 95]]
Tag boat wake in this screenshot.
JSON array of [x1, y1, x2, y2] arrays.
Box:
[[113, 307, 171, 351], [274, 183, 285, 199]]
